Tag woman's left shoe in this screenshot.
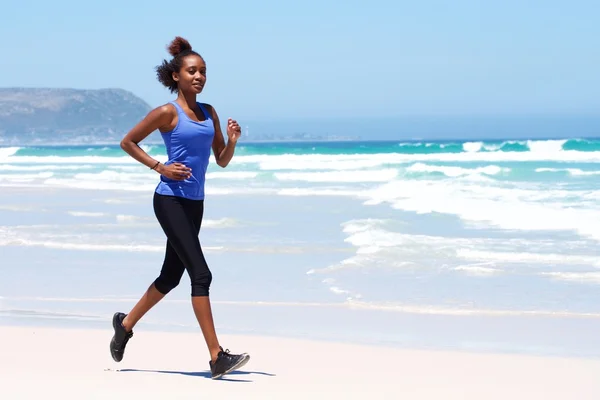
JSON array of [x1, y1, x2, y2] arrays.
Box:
[[209, 347, 250, 379]]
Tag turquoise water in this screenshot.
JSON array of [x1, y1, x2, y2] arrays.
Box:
[[5, 137, 600, 156], [1, 137, 600, 357]]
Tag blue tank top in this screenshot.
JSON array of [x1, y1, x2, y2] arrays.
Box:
[[155, 101, 214, 200]]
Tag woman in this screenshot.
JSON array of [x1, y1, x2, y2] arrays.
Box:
[[110, 36, 250, 380]]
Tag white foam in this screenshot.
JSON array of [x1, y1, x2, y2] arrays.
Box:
[[344, 299, 600, 318], [139, 144, 154, 153], [542, 272, 600, 284], [453, 265, 503, 276], [310, 219, 454, 275], [67, 211, 106, 217], [0, 165, 92, 171], [569, 169, 600, 176], [115, 214, 147, 223], [103, 198, 134, 204], [108, 165, 146, 172], [37, 169, 157, 192], [278, 188, 362, 197], [275, 169, 397, 183], [42, 177, 156, 192], [232, 150, 600, 166], [0, 172, 54, 183], [0, 225, 228, 253], [527, 139, 567, 153], [463, 141, 483, 152], [35, 173, 276, 195], [73, 170, 152, 182], [536, 167, 600, 176], [202, 218, 239, 228], [259, 159, 385, 171], [1, 155, 149, 164], [0, 147, 20, 160], [206, 171, 258, 179], [311, 218, 599, 287], [329, 286, 350, 295], [406, 163, 508, 177], [362, 180, 600, 242], [0, 237, 223, 253], [0, 205, 41, 212], [457, 249, 600, 267]]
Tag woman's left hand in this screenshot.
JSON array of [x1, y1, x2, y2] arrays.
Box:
[[226, 118, 242, 143]]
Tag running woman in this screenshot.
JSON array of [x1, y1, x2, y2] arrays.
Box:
[[110, 36, 250, 380]]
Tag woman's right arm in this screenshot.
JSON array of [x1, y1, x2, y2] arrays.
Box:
[[120, 105, 173, 170], [120, 105, 191, 180]]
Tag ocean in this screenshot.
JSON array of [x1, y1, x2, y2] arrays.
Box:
[[1, 137, 600, 357]]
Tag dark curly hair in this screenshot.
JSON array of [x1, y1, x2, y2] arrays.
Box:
[[156, 36, 204, 93]]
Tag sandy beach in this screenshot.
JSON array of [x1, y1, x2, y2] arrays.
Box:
[[1, 325, 599, 399]]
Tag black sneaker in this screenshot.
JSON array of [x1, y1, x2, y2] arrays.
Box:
[[110, 312, 133, 362], [209, 346, 250, 379]]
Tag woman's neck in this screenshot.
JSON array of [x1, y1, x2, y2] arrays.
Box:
[[177, 91, 198, 109]]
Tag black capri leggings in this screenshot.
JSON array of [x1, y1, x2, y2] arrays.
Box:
[[152, 192, 213, 297]]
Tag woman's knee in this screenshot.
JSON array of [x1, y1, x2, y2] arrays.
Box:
[[191, 269, 213, 297], [154, 274, 182, 295]]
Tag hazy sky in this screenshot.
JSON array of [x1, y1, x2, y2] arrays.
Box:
[[1, 0, 598, 123]]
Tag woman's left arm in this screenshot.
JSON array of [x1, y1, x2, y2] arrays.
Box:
[[207, 104, 241, 168]]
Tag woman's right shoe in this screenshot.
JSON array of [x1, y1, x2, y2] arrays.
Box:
[[209, 347, 250, 379], [109, 312, 133, 362]]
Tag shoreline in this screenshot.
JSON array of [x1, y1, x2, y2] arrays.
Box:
[[4, 298, 600, 361], [2, 325, 600, 399]]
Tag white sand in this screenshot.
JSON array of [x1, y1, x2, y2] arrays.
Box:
[[1, 325, 600, 399]]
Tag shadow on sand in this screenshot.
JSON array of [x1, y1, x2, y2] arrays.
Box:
[[116, 368, 276, 383]]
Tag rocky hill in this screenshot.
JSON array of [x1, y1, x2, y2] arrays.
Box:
[[0, 88, 154, 145]]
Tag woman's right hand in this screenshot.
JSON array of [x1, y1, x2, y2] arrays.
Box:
[[157, 163, 192, 180]]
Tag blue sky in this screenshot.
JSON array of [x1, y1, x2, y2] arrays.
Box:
[[1, 0, 598, 126]]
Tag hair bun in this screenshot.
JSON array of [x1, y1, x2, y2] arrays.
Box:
[[167, 36, 192, 57]]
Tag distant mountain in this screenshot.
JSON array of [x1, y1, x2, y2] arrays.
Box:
[[0, 88, 155, 145]]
